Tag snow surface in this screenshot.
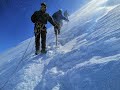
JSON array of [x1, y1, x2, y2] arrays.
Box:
[[0, 0, 120, 90]]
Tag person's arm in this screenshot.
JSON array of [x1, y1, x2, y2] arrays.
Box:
[[31, 11, 38, 23], [47, 14, 59, 29], [61, 14, 69, 22], [67, 12, 70, 16], [48, 14, 56, 26]]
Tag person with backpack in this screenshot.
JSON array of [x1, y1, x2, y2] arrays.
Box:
[[52, 9, 69, 35], [31, 2, 58, 55]]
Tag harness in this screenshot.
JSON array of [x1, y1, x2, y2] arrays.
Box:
[[34, 22, 45, 35]]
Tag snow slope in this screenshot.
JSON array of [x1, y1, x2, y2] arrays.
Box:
[[0, 0, 120, 90]]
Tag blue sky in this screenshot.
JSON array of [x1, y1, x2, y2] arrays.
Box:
[[0, 0, 89, 54]]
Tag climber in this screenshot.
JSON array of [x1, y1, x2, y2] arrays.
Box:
[[52, 9, 69, 35], [31, 2, 59, 55]]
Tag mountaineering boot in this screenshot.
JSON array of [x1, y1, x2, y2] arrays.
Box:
[[41, 49, 47, 54], [35, 50, 41, 55]]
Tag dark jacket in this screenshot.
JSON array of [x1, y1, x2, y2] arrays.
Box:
[[31, 10, 56, 26]]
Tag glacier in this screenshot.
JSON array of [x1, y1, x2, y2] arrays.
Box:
[[0, 0, 120, 90]]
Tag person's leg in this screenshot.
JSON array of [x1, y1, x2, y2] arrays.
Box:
[[41, 30, 47, 51], [35, 33, 40, 52], [58, 23, 61, 35], [54, 27, 57, 35], [54, 22, 61, 35]]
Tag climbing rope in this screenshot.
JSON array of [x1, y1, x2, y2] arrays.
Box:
[[0, 37, 33, 90]]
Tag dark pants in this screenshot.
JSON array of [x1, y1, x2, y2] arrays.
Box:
[[54, 21, 61, 34], [35, 30, 46, 51]]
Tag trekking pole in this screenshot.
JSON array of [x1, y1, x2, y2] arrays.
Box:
[[56, 33, 58, 47], [55, 28, 58, 47]]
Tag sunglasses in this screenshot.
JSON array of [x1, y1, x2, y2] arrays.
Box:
[[41, 5, 47, 9]]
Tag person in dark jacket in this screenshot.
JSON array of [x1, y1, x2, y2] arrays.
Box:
[[31, 2, 58, 55], [52, 9, 69, 35]]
